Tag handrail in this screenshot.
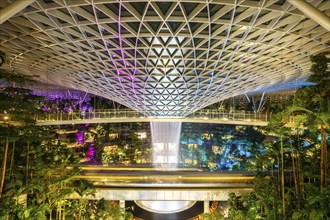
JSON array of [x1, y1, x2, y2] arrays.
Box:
[[33, 109, 279, 124], [35, 109, 271, 121], [1, 109, 296, 126]]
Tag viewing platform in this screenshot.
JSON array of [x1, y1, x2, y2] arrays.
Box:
[[34, 109, 280, 126]]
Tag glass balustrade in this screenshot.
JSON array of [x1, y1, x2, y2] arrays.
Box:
[[37, 109, 274, 123]]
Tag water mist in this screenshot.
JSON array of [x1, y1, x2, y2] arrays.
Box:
[[150, 122, 182, 169]]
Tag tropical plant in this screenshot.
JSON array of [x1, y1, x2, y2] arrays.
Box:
[[287, 53, 329, 192]]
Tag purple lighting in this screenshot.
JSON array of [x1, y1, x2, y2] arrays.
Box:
[[86, 144, 95, 161], [129, 75, 135, 81], [76, 131, 84, 145], [41, 106, 49, 111], [117, 70, 124, 75], [81, 102, 87, 112]]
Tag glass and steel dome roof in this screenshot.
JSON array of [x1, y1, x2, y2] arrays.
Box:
[[0, 0, 329, 116]]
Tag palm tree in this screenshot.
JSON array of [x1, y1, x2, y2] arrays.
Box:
[[0, 88, 43, 198], [0, 128, 9, 197], [285, 97, 329, 192], [266, 112, 292, 216], [285, 52, 330, 192]]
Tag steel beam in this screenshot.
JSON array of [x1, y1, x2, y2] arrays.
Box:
[[0, 0, 37, 25], [288, 0, 330, 32]]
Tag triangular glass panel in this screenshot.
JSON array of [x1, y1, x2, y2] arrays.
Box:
[[176, 36, 185, 44], [154, 47, 163, 55], [168, 22, 182, 33], [126, 22, 140, 33], [160, 83, 169, 88], [153, 76, 163, 81], [156, 2, 173, 15], [160, 36, 169, 45], [145, 4, 158, 17], [129, 2, 147, 16], [147, 21, 161, 32], [181, 2, 199, 16]]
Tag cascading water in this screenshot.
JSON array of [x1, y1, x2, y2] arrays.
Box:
[[150, 122, 182, 169]]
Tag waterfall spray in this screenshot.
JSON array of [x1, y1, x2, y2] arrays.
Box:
[[150, 122, 182, 169]]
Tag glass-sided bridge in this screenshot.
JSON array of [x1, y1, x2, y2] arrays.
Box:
[[34, 109, 285, 126]]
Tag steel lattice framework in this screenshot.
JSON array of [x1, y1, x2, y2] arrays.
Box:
[[0, 0, 329, 116]]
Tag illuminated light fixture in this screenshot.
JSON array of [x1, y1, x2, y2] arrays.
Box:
[[162, 59, 169, 65], [135, 201, 196, 214], [137, 132, 147, 139], [245, 42, 256, 46]]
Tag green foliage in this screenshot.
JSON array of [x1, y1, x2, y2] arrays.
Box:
[[0, 124, 83, 219], [0, 123, 134, 219], [227, 175, 284, 220], [226, 53, 330, 220], [17, 203, 49, 220], [267, 112, 291, 136], [291, 183, 330, 220], [309, 53, 330, 84], [0, 51, 131, 219], [66, 199, 132, 220], [0, 50, 37, 84], [0, 68, 37, 84], [294, 53, 330, 108], [179, 124, 266, 170], [201, 210, 225, 220], [73, 179, 95, 197], [0, 87, 45, 124], [286, 104, 330, 130], [0, 197, 23, 220]]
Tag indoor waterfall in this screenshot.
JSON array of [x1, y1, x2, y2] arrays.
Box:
[[150, 122, 182, 169]]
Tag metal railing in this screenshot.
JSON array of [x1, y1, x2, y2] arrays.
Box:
[[33, 109, 282, 125]]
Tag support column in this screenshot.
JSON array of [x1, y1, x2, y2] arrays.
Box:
[[119, 200, 125, 220], [204, 200, 210, 213]]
